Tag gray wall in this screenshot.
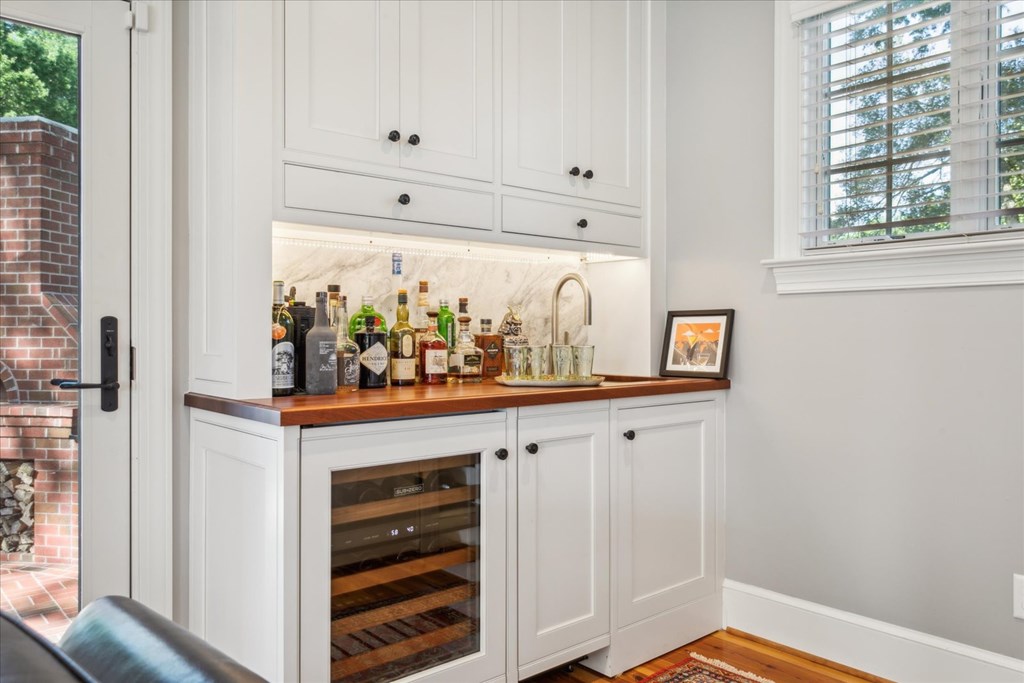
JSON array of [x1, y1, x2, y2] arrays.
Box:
[[666, 0, 1024, 659]]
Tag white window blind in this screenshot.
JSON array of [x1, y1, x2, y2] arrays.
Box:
[[801, 0, 1024, 249]]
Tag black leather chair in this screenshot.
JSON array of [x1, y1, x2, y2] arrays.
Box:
[[1, 595, 266, 682]]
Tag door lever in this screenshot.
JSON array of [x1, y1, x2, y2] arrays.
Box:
[[49, 316, 120, 412]]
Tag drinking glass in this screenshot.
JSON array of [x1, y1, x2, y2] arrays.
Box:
[[527, 345, 549, 379], [551, 344, 574, 380], [572, 345, 594, 379], [503, 346, 528, 379]]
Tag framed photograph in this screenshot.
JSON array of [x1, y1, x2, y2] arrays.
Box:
[[659, 309, 735, 379]]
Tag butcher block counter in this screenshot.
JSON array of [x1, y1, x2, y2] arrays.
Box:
[[184, 375, 729, 427]]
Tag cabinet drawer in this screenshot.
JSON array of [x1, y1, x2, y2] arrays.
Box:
[[284, 164, 493, 231], [501, 195, 641, 248]]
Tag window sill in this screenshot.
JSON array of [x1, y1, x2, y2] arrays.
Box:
[[761, 237, 1024, 294]]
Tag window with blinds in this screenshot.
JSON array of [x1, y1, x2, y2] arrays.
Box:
[[801, 0, 1024, 249]]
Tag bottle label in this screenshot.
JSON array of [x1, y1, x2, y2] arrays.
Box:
[[424, 349, 447, 374], [340, 353, 360, 386], [361, 342, 389, 375], [318, 341, 337, 372], [401, 335, 414, 357], [485, 341, 500, 359], [463, 354, 482, 371], [272, 342, 295, 389], [391, 357, 416, 380]]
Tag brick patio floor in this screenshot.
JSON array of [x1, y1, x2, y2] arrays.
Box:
[[0, 562, 78, 642]]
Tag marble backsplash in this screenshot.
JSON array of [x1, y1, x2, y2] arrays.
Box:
[[273, 237, 593, 346]]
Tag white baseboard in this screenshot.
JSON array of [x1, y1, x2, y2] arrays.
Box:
[[723, 580, 1024, 683]]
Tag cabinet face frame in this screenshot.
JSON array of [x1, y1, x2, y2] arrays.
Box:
[[299, 412, 508, 683]]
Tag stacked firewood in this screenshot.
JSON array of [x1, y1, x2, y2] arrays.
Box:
[[0, 461, 35, 553]]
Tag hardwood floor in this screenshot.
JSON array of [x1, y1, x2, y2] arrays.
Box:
[[525, 629, 891, 683]]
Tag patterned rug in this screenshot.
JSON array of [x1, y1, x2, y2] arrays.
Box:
[[637, 652, 776, 683]]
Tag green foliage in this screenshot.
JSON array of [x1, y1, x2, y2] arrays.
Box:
[[0, 21, 78, 127]]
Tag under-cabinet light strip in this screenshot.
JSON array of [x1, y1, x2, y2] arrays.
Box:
[[272, 236, 590, 266]]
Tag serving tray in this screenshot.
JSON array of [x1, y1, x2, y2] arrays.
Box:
[[494, 375, 605, 388]]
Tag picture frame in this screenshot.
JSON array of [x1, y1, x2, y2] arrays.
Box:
[[659, 309, 735, 379]]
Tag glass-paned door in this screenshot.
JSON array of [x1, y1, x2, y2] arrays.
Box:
[[301, 413, 507, 683], [0, 0, 131, 641]]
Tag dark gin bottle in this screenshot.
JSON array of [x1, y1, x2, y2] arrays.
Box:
[[356, 316, 389, 389]]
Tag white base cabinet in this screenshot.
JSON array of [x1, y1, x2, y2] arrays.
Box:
[[186, 391, 724, 682]]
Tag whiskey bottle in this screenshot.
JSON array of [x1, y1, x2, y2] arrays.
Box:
[[304, 291, 338, 395], [271, 280, 295, 397], [336, 296, 360, 392], [356, 315, 389, 389], [349, 295, 389, 338], [475, 318, 504, 378], [389, 290, 417, 387], [413, 280, 430, 379], [448, 315, 483, 383], [419, 311, 448, 385], [436, 298, 455, 350]]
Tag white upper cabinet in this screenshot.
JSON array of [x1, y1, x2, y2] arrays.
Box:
[[284, 0, 494, 182], [502, 0, 642, 208]]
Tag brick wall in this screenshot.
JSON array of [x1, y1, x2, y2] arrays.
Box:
[[1, 117, 80, 404], [0, 404, 78, 564]]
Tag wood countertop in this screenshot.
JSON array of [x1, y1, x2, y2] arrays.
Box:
[[184, 375, 730, 427]]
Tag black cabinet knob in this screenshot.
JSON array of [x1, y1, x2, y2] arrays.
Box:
[[398, 193, 411, 205], [525, 443, 539, 454], [577, 219, 588, 229], [569, 166, 581, 176], [623, 430, 636, 440], [495, 448, 509, 460], [408, 134, 421, 146], [388, 130, 401, 142], [583, 169, 594, 179]]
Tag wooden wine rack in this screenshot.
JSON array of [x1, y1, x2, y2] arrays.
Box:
[[328, 453, 482, 683]]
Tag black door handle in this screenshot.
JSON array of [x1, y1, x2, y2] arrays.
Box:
[[388, 130, 401, 142], [495, 448, 509, 460], [51, 315, 119, 411], [569, 166, 581, 176], [398, 193, 411, 205], [408, 134, 421, 146], [583, 169, 594, 179], [577, 219, 588, 228], [623, 430, 636, 440], [525, 443, 539, 454]]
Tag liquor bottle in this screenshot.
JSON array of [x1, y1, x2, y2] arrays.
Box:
[[419, 311, 448, 385], [356, 315, 389, 389], [349, 295, 389, 339], [448, 315, 483, 383], [327, 284, 341, 326], [304, 291, 338, 395], [336, 296, 360, 392], [413, 280, 430, 379], [475, 318, 504, 378], [436, 298, 455, 350], [271, 280, 296, 397], [389, 289, 416, 386]]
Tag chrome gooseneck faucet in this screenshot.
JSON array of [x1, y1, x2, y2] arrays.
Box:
[[551, 272, 592, 346]]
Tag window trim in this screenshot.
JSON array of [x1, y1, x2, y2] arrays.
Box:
[[766, 0, 1024, 294]]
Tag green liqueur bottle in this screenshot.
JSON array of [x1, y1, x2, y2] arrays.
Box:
[[349, 294, 388, 339], [389, 289, 416, 386], [271, 280, 295, 397], [436, 298, 455, 350]]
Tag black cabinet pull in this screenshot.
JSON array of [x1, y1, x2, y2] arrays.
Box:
[[495, 448, 509, 460], [577, 219, 588, 229], [583, 169, 594, 179], [50, 315, 119, 412], [525, 443, 539, 454], [408, 134, 421, 146], [623, 430, 636, 440], [569, 166, 581, 176], [398, 194, 411, 205], [388, 130, 401, 142]]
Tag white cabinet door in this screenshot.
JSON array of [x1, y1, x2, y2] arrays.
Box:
[[300, 413, 508, 683], [576, 0, 642, 207], [284, 0, 401, 165], [614, 400, 717, 626], [399, 0, 494, 181], [517, 406, 610, 672], [502, 0, 641, 208], [501, 0, 578, 196]]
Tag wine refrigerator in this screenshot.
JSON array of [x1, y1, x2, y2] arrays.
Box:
[[300, 413, 508, 683]]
